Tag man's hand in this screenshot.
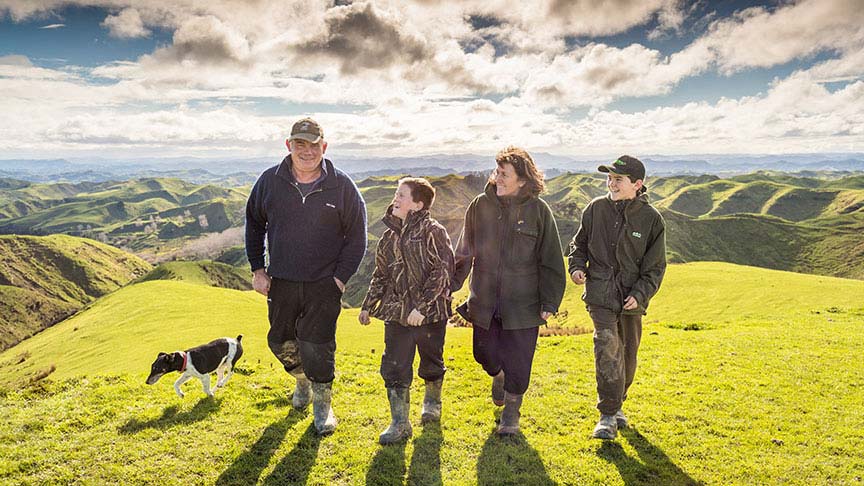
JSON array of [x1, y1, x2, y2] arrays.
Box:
[[334, 277, 345, 293], [570, 270, 586, 285], [623, 295, 638, 310], [252, 269, 271, 296], [406, 309, 425, 326], [540, 311, 553, 321], [358, 310, 371, 325]]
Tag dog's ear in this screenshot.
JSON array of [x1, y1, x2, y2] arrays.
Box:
[[158, 352, 168, 358]]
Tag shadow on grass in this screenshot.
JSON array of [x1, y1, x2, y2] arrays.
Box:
[[477, 429, 555, 486], [118, 396, 221, 434], [214, 409, 305, 486], [407, 421, 444, 486], [262, 423, 322, 485], [365, 437, 408, 485], [596, 427, 703, 486]]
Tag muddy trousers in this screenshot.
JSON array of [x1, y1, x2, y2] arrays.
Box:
[[588, 307, 643, 415], [266, 277, 342, 383], [380, 320, 447, 389], [472, 316, 539, 395]]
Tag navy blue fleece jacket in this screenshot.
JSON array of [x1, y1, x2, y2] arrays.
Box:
[[245, 156, 367, 284]]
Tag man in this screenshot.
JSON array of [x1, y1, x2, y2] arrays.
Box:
[[567, 155, 666, 440], [245, 117, 367, 435]]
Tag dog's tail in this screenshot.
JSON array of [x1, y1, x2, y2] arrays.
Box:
[[236, 334, 243, 342]]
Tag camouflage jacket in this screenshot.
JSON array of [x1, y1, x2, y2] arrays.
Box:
[[361, 206, 455, 325]]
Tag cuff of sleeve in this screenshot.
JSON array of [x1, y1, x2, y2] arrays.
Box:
[[334, 268, 353, 285], [249, 259, 265, 273]]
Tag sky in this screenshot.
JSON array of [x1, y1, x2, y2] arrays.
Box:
[[0, 0, 862, 161]]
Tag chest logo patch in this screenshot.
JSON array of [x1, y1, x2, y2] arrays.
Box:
[[631, 231, 642, 238]]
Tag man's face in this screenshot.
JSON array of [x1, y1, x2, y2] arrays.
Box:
[[606, 173, 642, 201], [289, 139, 327, 172]]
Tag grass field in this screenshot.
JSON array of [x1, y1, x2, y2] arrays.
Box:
[[1, 262, 863, 485]]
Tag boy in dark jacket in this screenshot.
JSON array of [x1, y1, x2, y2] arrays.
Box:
[[567, 155, 666, 440], [359, 177, 455, 445]]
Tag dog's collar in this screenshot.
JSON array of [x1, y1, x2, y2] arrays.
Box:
[[179, 351, 188, 372]]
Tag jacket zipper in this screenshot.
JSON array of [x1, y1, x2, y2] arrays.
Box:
[[292, 182, 323, 204]]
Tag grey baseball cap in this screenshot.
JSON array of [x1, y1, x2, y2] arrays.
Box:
[[288, 117, 324, 143]]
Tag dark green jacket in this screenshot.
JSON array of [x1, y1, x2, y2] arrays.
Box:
[[567, 193, 666, 314], [361, 206, 454, 325], [453, 184, 566, 330]]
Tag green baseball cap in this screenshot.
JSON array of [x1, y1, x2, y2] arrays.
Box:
[[288, 117, 324, 143]]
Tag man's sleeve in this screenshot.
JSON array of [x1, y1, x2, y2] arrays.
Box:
[[245, 177, 268, 272], [335, 177, 368, 284], [629, 213, 667, 307], [567, 202, 592, 275]]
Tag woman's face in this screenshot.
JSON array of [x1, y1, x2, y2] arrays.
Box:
[[494, 163, 526, 197]]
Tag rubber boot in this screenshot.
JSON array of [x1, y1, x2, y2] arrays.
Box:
[[311, 381, 337, 436], [421, 378, 443, 423], [496, 391, 522, 436], [491, 370, 505, 406], [379, 387, 412, 445], [291, 371, 312, 410]]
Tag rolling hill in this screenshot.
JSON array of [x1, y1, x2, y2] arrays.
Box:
[[0, 177, 249, 260], [0, 262, 862, 484], [0, 234, 152, 351]]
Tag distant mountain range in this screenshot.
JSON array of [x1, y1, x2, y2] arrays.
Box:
[[2, 153, 863, 185]]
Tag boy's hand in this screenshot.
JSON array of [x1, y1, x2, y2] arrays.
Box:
[[406, 309, 425, 326], [540, 311, 553, 321], [570, 270, 586, 285], [623, 295, 638, 310], [358, 310, 371, 325], [333, 277, 345, 293]]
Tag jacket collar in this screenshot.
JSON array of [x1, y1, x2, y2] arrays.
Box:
[[382, 204, 430, 233], [275, 156, 338, 189], [604, 193, 649, 216]]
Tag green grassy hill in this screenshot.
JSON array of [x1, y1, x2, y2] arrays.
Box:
[[1, 262, 862, 485], [0, 234, 152, 351], [138, 260, 252, 291], [0, 177, 248, 259]]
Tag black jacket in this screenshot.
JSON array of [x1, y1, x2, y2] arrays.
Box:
[[453, 183, 566, 330], [567, 193, 666, 314], [245, 156, 367, 283]]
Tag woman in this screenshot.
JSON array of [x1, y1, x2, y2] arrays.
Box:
[[453, 146, 567, 436]]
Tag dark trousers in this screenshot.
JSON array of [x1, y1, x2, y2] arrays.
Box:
[[472, 316, 539, 395], [266, 277, 342, 383], [380, 320, 447, 389], [589, 307, 643, 415]]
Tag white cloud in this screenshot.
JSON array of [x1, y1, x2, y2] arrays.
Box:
[[101, 8, 150, 38]]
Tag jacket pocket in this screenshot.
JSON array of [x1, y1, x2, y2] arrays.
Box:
[[511, 227, 539, 264], [582, 267, 614, 308]]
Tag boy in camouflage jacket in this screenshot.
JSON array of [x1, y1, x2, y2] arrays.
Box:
[[359, 177, 455, 444]]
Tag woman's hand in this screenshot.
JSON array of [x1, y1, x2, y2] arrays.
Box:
[[540, 311, 553, 321], [358, 310, 371, 325]]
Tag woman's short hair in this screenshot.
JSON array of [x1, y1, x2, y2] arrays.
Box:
[[490, 146, 545, 197], [398, 177, 436, 210]]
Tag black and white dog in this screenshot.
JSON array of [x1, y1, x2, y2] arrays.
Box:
[[146, 335, 243, 398]]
